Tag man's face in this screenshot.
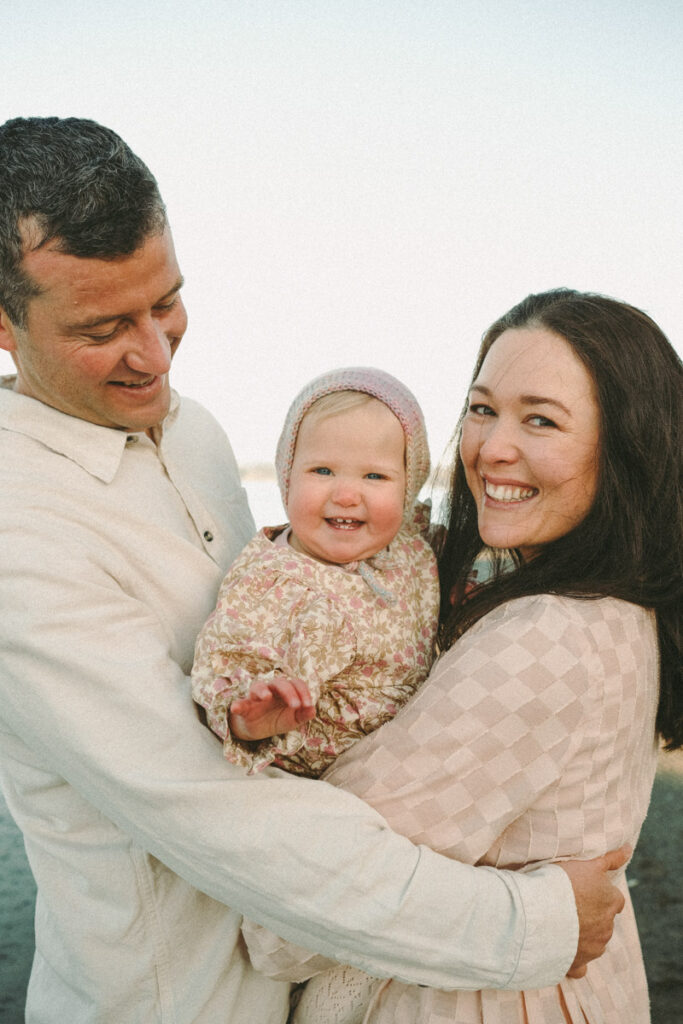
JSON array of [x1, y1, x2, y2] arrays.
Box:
[[0, 226, 187, 433]]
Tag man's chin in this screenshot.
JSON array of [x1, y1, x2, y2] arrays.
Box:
[[108, 380, 171, 433]]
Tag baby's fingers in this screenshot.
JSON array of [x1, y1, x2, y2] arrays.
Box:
[[268, 676, 314, 709], [248, 680, 279, 703], [230, 695, 259, 716], [293, 704, 316, 725]]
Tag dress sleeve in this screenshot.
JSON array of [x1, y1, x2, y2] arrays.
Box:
[[325, 595, 596, 864], [242, 918, 341, 982], [192, 569, 357, 771]]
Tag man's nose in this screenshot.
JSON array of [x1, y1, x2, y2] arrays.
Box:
[[125, 319, 172, 376]]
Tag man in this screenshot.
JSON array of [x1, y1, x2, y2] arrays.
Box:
[[0, 116, 626, 1023]]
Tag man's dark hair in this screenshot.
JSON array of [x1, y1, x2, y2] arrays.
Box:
[[0, 116, 167, 326]]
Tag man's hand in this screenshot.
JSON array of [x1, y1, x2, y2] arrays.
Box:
[[229, 677, 315, 741], [559, 845, 631, 977]]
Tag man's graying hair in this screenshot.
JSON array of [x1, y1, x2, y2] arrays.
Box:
[[0, 116, 167, 327]]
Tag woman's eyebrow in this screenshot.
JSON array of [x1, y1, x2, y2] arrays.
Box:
[[469, 383, 571, 416], [521, 394, 572, 416]]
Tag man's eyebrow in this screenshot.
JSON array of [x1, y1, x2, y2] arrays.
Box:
[[66, 277, 185, 330], [159, 276, 184, 301], [469, 383, 571, 417]]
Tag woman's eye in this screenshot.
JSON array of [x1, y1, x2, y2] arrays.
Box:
[[528, 414, 557, 428], [468, 402, 494, 416]]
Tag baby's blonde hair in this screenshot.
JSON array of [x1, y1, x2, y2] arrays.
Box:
[[302, 390, 380, 430]]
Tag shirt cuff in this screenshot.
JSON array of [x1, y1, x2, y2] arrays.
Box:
[[502, 863, 578, 988]]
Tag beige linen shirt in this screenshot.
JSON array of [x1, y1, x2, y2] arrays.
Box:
[[0, 379, 578, 1024]]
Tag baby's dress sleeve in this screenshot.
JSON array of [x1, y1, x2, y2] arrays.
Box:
[[192, 559, 357, 773]]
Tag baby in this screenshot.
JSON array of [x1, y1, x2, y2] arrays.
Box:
[[191, 366, 439, 778]]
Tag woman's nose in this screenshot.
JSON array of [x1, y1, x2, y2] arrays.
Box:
[[478, 418, 519, 463]]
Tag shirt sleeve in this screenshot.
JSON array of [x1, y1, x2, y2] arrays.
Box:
[[0, 527, 578, 992]]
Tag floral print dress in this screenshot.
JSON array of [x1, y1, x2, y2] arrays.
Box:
[[191, 503, 439, 777]]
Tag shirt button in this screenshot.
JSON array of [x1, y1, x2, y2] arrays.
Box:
[[203, 531, 214, 542]]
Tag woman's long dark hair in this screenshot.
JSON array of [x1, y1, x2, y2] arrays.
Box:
[[436, 289, 682, 749]]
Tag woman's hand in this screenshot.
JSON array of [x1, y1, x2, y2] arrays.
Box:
[[229, 677, 315, 741]]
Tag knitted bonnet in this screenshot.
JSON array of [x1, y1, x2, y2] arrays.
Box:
[[275, 366, 430, 518]]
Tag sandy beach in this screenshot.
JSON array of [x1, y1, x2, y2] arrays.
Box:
[[1, 750, 681, 1023]]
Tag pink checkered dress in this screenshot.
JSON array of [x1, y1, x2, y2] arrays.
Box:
[[245, 593, 659, 1023]]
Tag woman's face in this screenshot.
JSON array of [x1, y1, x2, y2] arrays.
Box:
[[460, 325, 600, 558]]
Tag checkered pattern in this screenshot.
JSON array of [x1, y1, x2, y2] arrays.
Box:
[[246, 594, 659, 1023]]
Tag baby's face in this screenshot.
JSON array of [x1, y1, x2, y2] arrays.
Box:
[[287, 399, 406, 565]]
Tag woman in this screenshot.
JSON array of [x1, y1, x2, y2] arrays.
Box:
[[245, 289, 682, 1023]]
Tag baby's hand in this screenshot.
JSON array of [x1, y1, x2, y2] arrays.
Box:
[[229, 677, 315, 741]]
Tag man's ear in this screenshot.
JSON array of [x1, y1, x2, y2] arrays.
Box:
[[0, 307, 19, 353]]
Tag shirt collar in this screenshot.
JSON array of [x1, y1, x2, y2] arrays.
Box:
[[0, 375, 180, 483]]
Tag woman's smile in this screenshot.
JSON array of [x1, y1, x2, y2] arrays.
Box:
[[482, 478, 538, 504], [461, 326, 600, 557]]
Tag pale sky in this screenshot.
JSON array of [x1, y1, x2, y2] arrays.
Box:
[[2, 0, 682, 473]]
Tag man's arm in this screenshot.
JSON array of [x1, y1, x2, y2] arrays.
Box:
[[0, 529, 619, 992], [241, 849, 627, 984]]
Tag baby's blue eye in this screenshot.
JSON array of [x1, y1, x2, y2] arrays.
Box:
[[313, 467, 332, 475], [366, 472, 383, 480]]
